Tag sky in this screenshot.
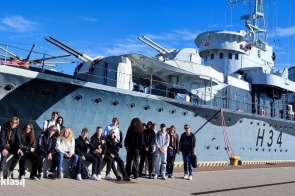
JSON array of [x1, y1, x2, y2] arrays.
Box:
[[0, 0, 295, 74]]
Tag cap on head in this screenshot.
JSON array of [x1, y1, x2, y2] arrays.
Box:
[[160, 123, 166, 128]]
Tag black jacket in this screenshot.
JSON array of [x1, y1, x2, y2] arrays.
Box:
[[75, 135, 95, 156], [106, 135, 122, 157], [142, 129, 155, 152], [20, 133, 36, 152], [90, 133, 106, 156], [168, 133, 179, 152], [124, 127, 144, 150], [36, 131, 57, 156], [0, 121, 22, 150]]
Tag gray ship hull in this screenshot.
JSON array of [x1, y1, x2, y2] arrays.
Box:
[[0, 65, 294, 163]]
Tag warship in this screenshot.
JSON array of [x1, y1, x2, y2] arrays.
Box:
[[0, 0, 294, 163]]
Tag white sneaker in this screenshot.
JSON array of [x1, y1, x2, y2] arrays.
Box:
[[105, 174, 113, 180], [91, 174, 99, 181], [0, 171, 3, 178], [154, 174, 158, 179], [162, 175, 167, 180], [184, 174, 189, 179], [7, 170, 13, 179], [20, 175, 25, 180], [189, 175, 193, 180], [97, 174, 101, 180], [76, 174, 82, 181], [30, 176, 39, 181]]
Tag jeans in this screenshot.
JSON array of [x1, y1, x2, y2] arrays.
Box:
[[182, 150, 192, 175], [125, 150, 140, 178], [139, 150, 153, 174], [155, 150, 167, 175], [57, 152, 79, 173], [166, 150, 176, 174]]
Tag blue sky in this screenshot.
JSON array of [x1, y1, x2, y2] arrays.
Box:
[[0, 0, 294, 74]]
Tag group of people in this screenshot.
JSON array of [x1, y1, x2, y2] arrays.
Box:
[[0, 111, 196, 181]]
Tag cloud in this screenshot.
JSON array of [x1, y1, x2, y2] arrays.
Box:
[[104, 43, 150, 56], [1, 16, 35, 32], [275, 26, 295, 37], [79, 17, 98, 22]]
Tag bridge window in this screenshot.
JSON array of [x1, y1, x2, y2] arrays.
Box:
[[211, 53, 214, 59], [235, 54, 239, 60], [219, 53, 223, 59], [228, 53, 232, 59]]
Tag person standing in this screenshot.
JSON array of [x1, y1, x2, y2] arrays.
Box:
[[56, 116, 65, 131], [56, 127, 82, 180], [138, 121, 155, 178], [75, 128, 99, 180], [166, 125, 179, 178], [124, 118, 144, 179], [154, 123, 170, 180], [0, 117, 23, 179], [179, 124, 196, 180], [103, 117, 120, 141], [43, 111, 60, 135], [18, 123, 40, 180]]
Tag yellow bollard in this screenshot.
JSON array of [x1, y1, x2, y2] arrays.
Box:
[[230, 156, 240, 166]]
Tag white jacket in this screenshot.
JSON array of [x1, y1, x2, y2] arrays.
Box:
[[155, 131, 170, 151], [56, 137, 75, 154]]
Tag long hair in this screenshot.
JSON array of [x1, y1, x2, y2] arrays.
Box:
[[60, 127, 74, 142], [128, 118, 144, 133], [20, 123, 35, 145], [170, 125, 177, 138]]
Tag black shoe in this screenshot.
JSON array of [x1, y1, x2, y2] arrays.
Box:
[[138, 174, 142, 177], [47, 173, 55, 179], [57, 172, 62, 179], [116, 176, 122, 181], [123, 176, 130, 181], [37, 173, 42, 180]]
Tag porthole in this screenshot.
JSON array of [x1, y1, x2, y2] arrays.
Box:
[[182, 112, 188, 116], [248, 147, 252, 151], [205, 145, 210, 150], [263, 123, 266, 126], [239, 119, 243, 123], [143, 105, 150, 111], [274, 125, 277, 128], [111, 100, 119, 106], [215, 146, 220, 150], [157, 107, 163, 112], [285, 126, 287, 130], [93, 98, 102, 104], [280, 149, 282, 152], [224, 146, 228, 151], [290, 127, 292, 130], [262, 148, 265, 151], [255, 148, 259, 151], [41, 89, 50, 97], [268, 149, 271, 152], [257, 122, 260, 126], [286, 149, 288, 152], [73, 94, 82, 101], [194, 113, 198, 117], [240, 147, 244, 151], [204, 114, 208, 119], [170, 109, 176, 115], [127, 103, 135, 109], [274, 149, 277, 152], [250, 121, 253, 125], [279, 126, 282, 129], [227, 118, 231, 123], [3, 84, 14, 91], [214, 116, 218, 121]]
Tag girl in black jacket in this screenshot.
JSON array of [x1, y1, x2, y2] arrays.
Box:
[[18, 123, 40, 180], [90, 126, 121, 180], [166, 125, 179, 178], [124, 118, 144, 179]]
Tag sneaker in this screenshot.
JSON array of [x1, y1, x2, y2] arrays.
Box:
[[76, 174, 82, 181], [37, 173, 42, 180], [138, 174, 142, 177], [97, 174, 101, 180], [162, 175, 167, 180], [116, 175, 122, 181], [19, 175, 25, 180], [145, 171, 149, 176], [105, 174, 113, 180], [91, 174, 99, 181], [154, 174, 158, 179], [0, 171, 3, 178], [57, 172, 62, 179], [30, 176, 39, 181], [170, 174, 174, 179], [47, 173, 55, 179], [7, 170, 13, 179], [123, 176, 130, 181], [184, 174, 189, 179], [189, 175, 193, 180], [149, 174, 153, 179]]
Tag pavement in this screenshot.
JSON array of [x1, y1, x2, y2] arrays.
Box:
[[1, 165, 295, 196]]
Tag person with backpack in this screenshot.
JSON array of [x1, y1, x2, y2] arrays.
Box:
[[0, 117, 23, 179], [56, 116, 65, 131], [18, 123, 40, 180], [106, 130, 130, 181], [75, 128, 99, 180], [166, 125, 179, 178], [179, 124, 196, 180], [138, 121, 155, 179], [154, 123, 170, 180], [35, 125, 58, 179], [56, 127, 82, 180], [90, 126, 121, 180], [124, 118, 144, 179], [43, 111, 60, 134], [103, 117, 120, 141]]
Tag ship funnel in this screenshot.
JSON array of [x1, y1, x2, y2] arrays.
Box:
[[45, 36, 93, 63], [138, 36, 169, 54]]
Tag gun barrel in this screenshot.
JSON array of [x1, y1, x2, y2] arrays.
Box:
[[142, 36, 169, 53], [45, 37, 89, 62], [0, 46, 22, 60], [138, 37, 166, 54]]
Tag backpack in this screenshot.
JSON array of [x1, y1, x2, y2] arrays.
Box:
[[70, 163, 90, 179]]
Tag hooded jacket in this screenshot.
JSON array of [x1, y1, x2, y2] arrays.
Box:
[[75, 135, 95, 156], [36, 131, 57, 156], [90, 133, 106, 156], [124, 127, 144, 150], [106, 135, 122, 157], [20, 133, 36, 152], [0, 121, 22, 150]]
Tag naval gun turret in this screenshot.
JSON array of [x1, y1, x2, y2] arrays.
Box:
[[138, 36, 201, 64]]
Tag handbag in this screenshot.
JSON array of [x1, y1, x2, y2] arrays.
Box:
[[167, 148, 174, 157], [191, 153, 197, 168]]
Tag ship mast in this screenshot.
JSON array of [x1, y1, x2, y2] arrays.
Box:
[[228, 0, 267, 43]]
